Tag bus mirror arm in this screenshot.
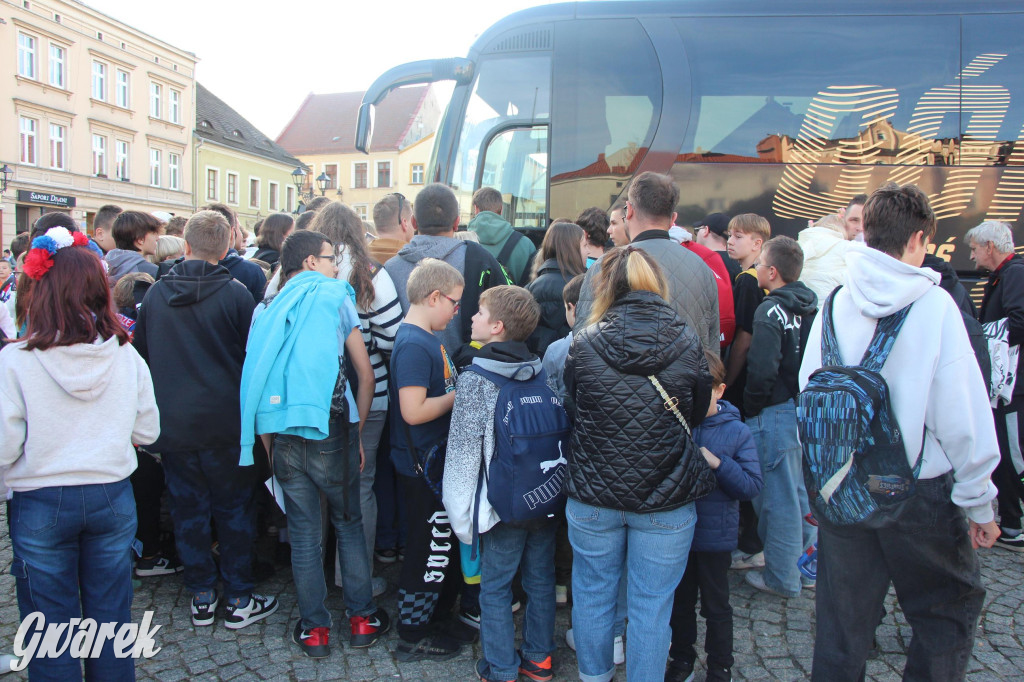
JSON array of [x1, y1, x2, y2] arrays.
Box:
[[356, 58, 475, 153]]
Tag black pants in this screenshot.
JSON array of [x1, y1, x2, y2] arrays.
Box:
[[669, 550, 733, 669], [130, 449, 165, 558], [554, 514, 572, 586], [993, 400, 1024, 532], [396, 474, 461, 642], [811, 475, 985, 682]]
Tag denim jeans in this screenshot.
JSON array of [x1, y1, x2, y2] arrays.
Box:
[[746, 399, 816, 596], [812, 474, 985, 682], [480, 521, 557, 680], [567, 498, 696, 682], [162, 447, 256, 600], [359, 410, 388, 576], [10, 480, 138, 682], [275, 420, 375, 629]]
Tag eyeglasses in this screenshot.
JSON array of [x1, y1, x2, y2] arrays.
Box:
[[752, 262, 773, 270], [316, 254, 336, 263], [441, 293, 461, 313], [391, 193, 407, 225]]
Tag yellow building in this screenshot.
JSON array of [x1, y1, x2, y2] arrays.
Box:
[[276, 85, 440, 225], [0, 0, 196, 248]]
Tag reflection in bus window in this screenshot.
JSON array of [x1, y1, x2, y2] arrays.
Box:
[[480, 127, 548, 229], [549, 19, 661, 220], [451, 56, 550, 222]]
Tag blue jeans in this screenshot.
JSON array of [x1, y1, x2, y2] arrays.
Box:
[[274, 420, 375, 629], [747, 399, 816, 596], [567, 498, 696, 682], [162, 448, 256, 600], [10, 480, 138, 682], [374, 411, 407, 551], [479, 521, 557, 680]]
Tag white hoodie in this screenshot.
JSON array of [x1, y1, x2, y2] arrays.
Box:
[[799, 244, 999, 524], [0, 335, 159, 491]]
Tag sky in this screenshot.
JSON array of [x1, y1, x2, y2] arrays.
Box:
[[83, 0, 563, 141]]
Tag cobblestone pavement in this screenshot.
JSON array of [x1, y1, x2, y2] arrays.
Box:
[[0, 507, 1020, 681]]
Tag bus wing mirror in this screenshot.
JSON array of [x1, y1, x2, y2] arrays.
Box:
[[356, 104, 375, 154]]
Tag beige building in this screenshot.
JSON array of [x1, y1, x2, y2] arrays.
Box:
[[276, 85, 440, 225], [0, 0, 196, 249]]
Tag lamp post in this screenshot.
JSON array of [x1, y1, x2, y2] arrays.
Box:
[[0, 164, 12, 195], [291, 166, 330, 213]]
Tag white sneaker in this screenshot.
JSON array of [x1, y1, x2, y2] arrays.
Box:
[[0, 653, 17, 674], [730, 550, 765, 570], [565, 628, 625, 665], [224, 593, 279, 629], [555, 584, 568, 606]]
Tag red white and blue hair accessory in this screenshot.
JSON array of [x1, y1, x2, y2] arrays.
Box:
[[23, 227, 90, 280]]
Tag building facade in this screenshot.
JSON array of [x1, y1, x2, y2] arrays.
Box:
[[276, 85, 440, 226], [194, 83, 303, 230], [0, 0, 196, 249]]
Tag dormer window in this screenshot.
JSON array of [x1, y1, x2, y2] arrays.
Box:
[[232, 130, 243, 138]]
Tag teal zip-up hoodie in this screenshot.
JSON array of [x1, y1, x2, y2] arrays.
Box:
[[239, 271, 358, 465], [469, 211, 537, 285]]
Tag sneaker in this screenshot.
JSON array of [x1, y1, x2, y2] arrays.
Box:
[[566, 629, 624, 666], [519, 652, 553, 682], [374, 548, 398, 564], [135, 554, 184, 577], [0, 653, 17, 673], [511, 599, 522, 613], [397, 546, 406, 562], [371, 576, 388, 597], [995, 533, 1024, 552], [459, 605, 481, 629], [444, 615, 480, 643], [350, 608, 390, 648], [477, 658, 515, 682], [224, 593, 278, 629], [395, 634, 461, 662], [801, 576, 816, 590], [730, 550, 765, 570], [555, 585, 568, 606], [706, 664, 732, 681], [292, 621, 330, 658], [665, 658, 695, 682], [191, 591, 219, 627], [745, 570, 795, 598]]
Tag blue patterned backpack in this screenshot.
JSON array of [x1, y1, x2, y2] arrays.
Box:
[[797, 288, 923, 527]]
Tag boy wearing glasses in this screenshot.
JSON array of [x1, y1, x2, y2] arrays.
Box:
[[743, 236, 818, 598], [389, 258, 473, 661]]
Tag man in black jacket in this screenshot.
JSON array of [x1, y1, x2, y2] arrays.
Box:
[[135, 210, 279, 629], [969, 219, 1024, 552]]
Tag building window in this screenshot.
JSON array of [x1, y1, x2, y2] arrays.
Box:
[[18, 33, 36, 79], [116, 70, 129, 108], [49, 124, 65, 170], [207, 168, 218, 200], [115, 140, 129, 180], [92, 134, 107, 176], [353, 162, 367, 188], [149, 149, 161, 187], [20, 117, 37, 165], [249, 178, 260, 209], [227, 173, 238, 204], [49, 44, 65, 88], [353, 204, 368, 221], [168, 153, 180, 190], [269, 182, 279, 211], [286, 186, 296, 213], [170, 89, 181, 124], [92, 61, 107, 100], [411, 163, 425, 185], [149, 82, 161, 118], [324, 164, 338, 190], [376, 161, 391, 188]]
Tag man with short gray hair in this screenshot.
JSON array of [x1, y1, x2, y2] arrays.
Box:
[[970, 219, 1024, 551]]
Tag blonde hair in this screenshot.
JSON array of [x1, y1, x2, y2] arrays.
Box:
[[728, 213, 771, 242], [183, 210, 231, 260], [478, 285, 541, 342], [112, 271, 155, 309], [407, 258, 465, 304], [588, 246, 668, 325], [813, 213, 846, 236], [155, 235, 186, 263]]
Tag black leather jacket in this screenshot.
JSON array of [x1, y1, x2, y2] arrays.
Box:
[[565, 290, 714, 512]]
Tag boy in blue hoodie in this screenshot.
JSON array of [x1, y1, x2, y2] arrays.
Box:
[[668, 351, 763, 682]]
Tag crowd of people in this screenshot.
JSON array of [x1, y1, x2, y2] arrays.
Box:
[[0, 172, 1016, 682]]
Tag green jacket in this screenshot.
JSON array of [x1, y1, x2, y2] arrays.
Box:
[[468, 211, 537, 285]]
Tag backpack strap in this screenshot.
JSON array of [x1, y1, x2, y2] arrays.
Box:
[[497, 230, 525, 267], [859, 303, 913, 372], [820, 287, 844, 367]]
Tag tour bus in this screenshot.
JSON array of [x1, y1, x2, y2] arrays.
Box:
[[357, 0, 1024, 274]]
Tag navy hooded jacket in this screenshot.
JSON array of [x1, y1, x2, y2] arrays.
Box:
[[692, 399, 763, 552]]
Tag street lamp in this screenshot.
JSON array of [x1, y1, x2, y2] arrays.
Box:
[[0, 164, 12, 194], [315, 172, 330, 196], [291, 167, 330, 213]]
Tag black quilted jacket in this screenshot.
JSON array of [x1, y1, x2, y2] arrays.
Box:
[[564, 290, 715, 512]]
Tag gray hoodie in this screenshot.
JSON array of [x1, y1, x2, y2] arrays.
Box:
[[0, 335, 160, 491], [385, 235, 467, 353], [105, 248, 158, 283]]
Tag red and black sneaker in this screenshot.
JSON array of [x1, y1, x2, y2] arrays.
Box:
[[292, 621, 330, 658], [350, 608, 390, 648], [519, 652, 554, 682]]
